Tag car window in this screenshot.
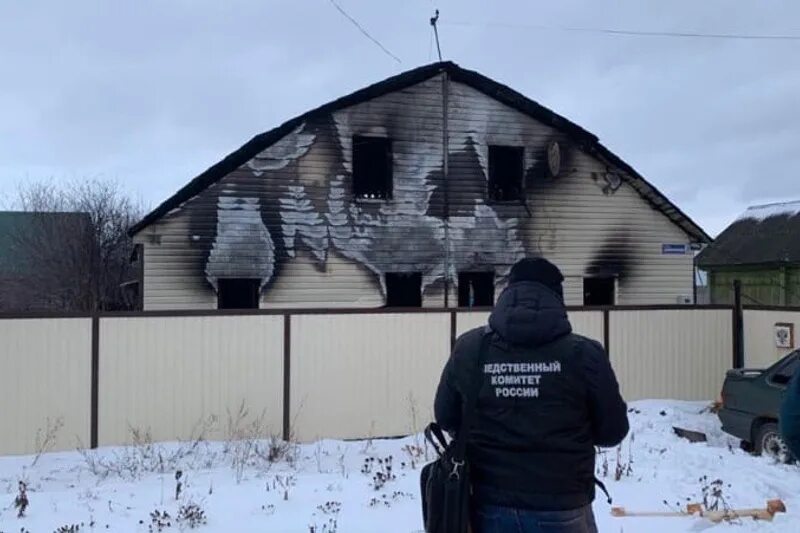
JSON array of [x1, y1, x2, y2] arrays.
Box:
[[770, 356, 799, 386]]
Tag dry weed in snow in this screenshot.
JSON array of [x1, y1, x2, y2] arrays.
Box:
[[0, 401, 798, 532]]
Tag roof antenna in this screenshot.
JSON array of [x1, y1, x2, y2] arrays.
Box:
[[430, 9, 443, 61]]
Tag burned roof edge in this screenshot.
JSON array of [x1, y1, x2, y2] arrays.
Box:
[[129, 61, 710, 243]]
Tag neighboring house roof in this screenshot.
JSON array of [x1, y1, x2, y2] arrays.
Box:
[[0, 211, 90, 274], [696, 200, 800, 268], [130, 61, 710, 242]]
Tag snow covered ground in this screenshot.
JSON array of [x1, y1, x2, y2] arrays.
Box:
[[0, 400, 798, 532]]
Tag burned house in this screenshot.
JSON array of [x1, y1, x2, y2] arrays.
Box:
[[130, 62, 709, 310]]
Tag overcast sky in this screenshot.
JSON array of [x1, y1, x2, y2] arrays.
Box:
[[1, 0, 798, 236]]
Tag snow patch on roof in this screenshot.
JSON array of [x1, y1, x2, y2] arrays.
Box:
[[737, 200, 800, 222]]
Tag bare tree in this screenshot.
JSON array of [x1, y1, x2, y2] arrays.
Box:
[[8, 179, 145, 312]]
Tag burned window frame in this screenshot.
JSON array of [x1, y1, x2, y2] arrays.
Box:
[[458, 271, 495, 308], [385, 272, 423, 307], [583, 276, 617, 306], [488, 145, 525, 202], [217, 278, 261, 310], [352, 135, 393, 201]]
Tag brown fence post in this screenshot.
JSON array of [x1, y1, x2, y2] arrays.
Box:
[[733, 280, 744, 368], [90, 314, 99, 449], [283, 314, 291, 442], [450, 310, 457, 351]]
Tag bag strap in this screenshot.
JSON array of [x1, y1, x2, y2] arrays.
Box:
[[424, 423, 449, 456], [594, 477, 613, 505], [452, 330, 492, 464]]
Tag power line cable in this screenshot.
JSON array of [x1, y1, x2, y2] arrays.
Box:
[[328, 0, 402, 63], [443, 20, 800, 41]]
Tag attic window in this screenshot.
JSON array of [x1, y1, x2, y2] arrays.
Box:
[[489, 145, 524, 201], [129, 243, 142, 264], [583, 277, 616, 306], [385, 272, 422, 307], [353, 136, 392, 200], [218, 279, 260, 310], [458, 272, 495, 307]]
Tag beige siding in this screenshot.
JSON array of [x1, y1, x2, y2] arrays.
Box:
[[743, 310, 800, 368], [447, 82, 695, 306], [289, 313, 450, 441], [261, 250, 383, 308], [609, 310, 732, 401], [138, 74, 696, 311], [136, 216, 216, 311], [98, 315, 283, 446], [456, 310, 604, 345], [0, 318, 91, 455]]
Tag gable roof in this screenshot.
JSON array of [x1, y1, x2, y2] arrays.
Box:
[[130, 61, 710, 242], [696, 200, 800, 268], [0, 211, 90, 274]]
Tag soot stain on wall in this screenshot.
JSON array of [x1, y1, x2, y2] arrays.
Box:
[[586, 232, 634, 280], [182, 97, 603, 303]]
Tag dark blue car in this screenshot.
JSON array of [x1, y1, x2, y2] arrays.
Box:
[[718, 351, 799, 463]]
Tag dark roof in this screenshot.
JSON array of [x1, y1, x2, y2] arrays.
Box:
[[0, 211, 90, 273], [130, 61, 710, 242], [697, 201, 800, 268]]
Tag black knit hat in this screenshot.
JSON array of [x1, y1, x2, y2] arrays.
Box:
[[508, 257, 564, 297]]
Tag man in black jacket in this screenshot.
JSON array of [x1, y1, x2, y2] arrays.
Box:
[[434, 258, 629, 533]]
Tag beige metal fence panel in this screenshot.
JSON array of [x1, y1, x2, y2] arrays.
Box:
[[455, 311, 489, 338], [99, 315, 284, 446], [569, 311, 605, 346], [0, 307, 750, 456], [290, 313, 450, 441], [455, 310, 605, 346], [743, 310, 800, 368], [609, 310, 732, 401], [0, 318, 91, 455]]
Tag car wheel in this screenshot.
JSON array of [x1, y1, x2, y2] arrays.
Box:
[[754, 422, 792, 463]]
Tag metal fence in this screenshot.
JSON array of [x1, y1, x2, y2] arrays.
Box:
[[742, 308, 800, 368], [0, 304, 795, 455]]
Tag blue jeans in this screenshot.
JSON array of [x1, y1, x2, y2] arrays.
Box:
[[472, 504, 598, 533]]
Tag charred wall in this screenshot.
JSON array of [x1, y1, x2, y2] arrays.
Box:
[[138, 75, 694, 309]]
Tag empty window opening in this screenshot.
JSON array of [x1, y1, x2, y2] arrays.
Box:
[[120, 281, 141, 311], [218, 279, 260, 309], [129, 243, 142, 264], [488, 145, 524, 202], [353, 136, 392, 200], [458, 272, 495, 307], [583, 277, 616, 306], [385, 272, 422, 307]]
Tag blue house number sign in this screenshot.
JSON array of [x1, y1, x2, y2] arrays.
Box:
[[662, 244, 689, 255]]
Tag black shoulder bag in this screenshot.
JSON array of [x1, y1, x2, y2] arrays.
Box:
[[420, 332, 491, 533]]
